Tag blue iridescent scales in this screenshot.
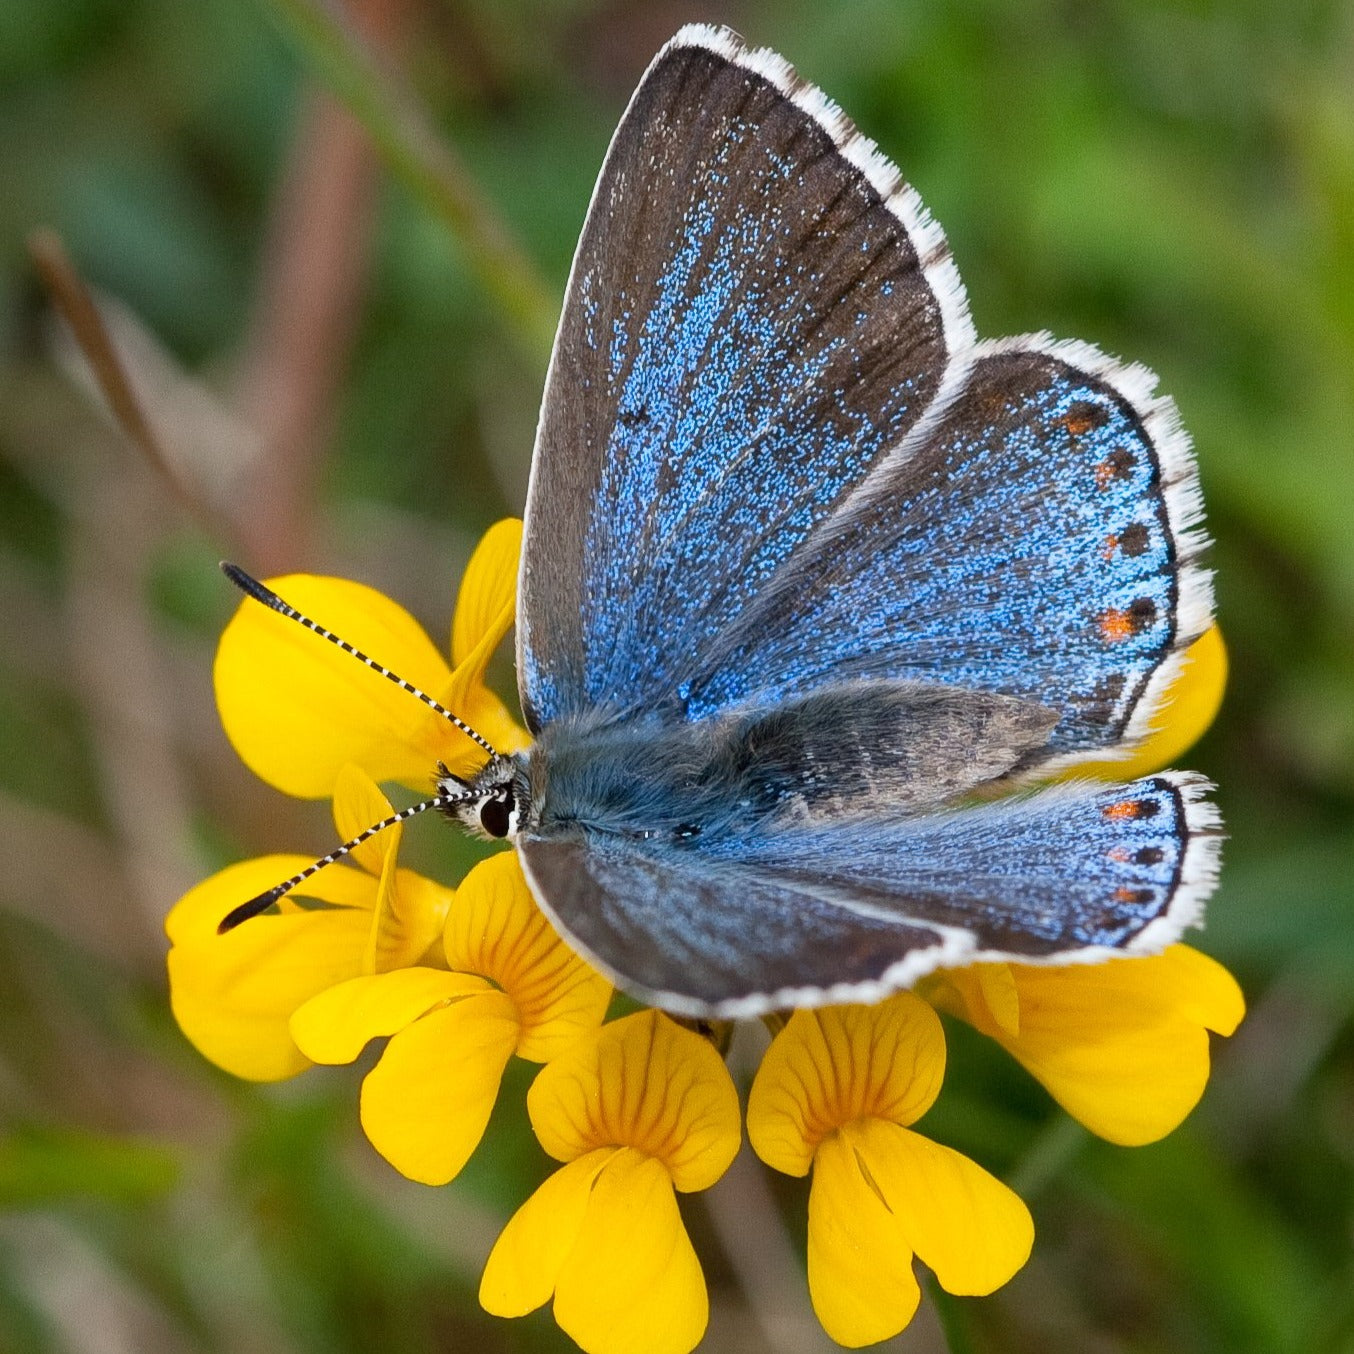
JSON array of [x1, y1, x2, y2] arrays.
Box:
[[510, 24, 1221, 1016]]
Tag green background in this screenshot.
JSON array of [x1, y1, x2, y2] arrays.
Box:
[[1, 0, 1351, 1350]]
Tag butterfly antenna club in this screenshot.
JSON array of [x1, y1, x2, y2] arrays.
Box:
[[219, 561, 498, 756], [217, 790, 474, 934]]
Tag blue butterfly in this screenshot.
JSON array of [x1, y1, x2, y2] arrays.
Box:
[[226, 24, 1221, 1017]]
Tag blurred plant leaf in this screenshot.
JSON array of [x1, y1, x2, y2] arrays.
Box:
[[254, 0, 557, 359], [0, 1127, 179, 1208]]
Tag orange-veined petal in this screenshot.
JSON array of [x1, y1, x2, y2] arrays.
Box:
[[806, 1129, 920, 1347], [554, 1148, 708, 1354], [444, 852, 611, 1062], [846, 1117, 1033, 1297], [747, 995, 947, 1177], [527, 1010, 741, 1192]]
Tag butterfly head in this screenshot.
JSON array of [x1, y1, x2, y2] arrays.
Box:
[[437, 754, 530, 841]]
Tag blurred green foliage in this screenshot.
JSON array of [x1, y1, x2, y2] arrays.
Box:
[[0, 0, 1351, 1351]]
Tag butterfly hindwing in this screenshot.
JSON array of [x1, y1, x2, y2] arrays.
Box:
[[518, 773, 1220, 1017], [518, 25, 970, 730], [683, 337, 1212, 768]]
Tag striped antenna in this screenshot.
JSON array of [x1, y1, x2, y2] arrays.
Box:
[[220, 562, 498, 757], [217, 790, 473, 934]]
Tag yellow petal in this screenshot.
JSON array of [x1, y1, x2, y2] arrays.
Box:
[[433, 668, 531, 767], [166, 855, 374, 1081], [480, 1148, 616, 1318], [165, 852, 373, 947], [360, 988, 520, 1185], [1073, 626, 1227, 781], [921, 963, 1020, 1042], [806, 1130, 920, 1347], [1142, 944, 1246, 1035], [848, 1118, 1033, 1297], [214, 573, 454, 798], [422, 622, 530, 776], [329, 764, 450, 974], [553, 1148, 709, 1354], [384, 868, 457, 969], [288, 967, 492, 1064], [527, 1011, 741, 1192], [331, 762, 397, 879], [943, 946, 1245, 1146], [399, 517, 530, 776], [451, 518, 522, 667], [444, 852, 611, 1062], [747, 995, 947, 1177]]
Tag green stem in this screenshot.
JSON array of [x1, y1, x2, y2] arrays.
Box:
[[1007, 1114, 1088, 1199], [923, 1273, 981, 1354], [257, 0, 558, 359]]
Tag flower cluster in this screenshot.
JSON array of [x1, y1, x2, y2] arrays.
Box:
[[167, 521, 1242, 1353]]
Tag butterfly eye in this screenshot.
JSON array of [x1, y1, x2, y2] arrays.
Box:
[[479, 795, 512, 839]]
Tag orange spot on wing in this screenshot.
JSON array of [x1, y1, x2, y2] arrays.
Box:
[[1103, 800, 1140, 821], [1107, 846, 1133, 863], [1099, 608, 1135, 642], [1102, 534, 1120, 560], [1094, 448, 1136, 490]]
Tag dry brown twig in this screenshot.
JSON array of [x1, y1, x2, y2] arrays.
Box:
[[27, 230, 222, 536]]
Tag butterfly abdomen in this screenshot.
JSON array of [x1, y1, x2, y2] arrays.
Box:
[[526, 681, 1059, 845]]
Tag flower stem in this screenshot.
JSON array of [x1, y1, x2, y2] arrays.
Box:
[[254, 0, 558, 360], [1007, 1114, 1088, 1199], [923, 1273, 982, 1354]]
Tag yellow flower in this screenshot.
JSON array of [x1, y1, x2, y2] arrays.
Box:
[[922, 946, 1244, 1145], [213, 518, 528, 799], [165, 764, 454, 1081], [480, 1010, 741, 1354], [747, 995, 1033, 1348], [289, 852, 611, 1185]]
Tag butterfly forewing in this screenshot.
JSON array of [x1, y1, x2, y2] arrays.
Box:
[[518, 27, 967, 730]]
